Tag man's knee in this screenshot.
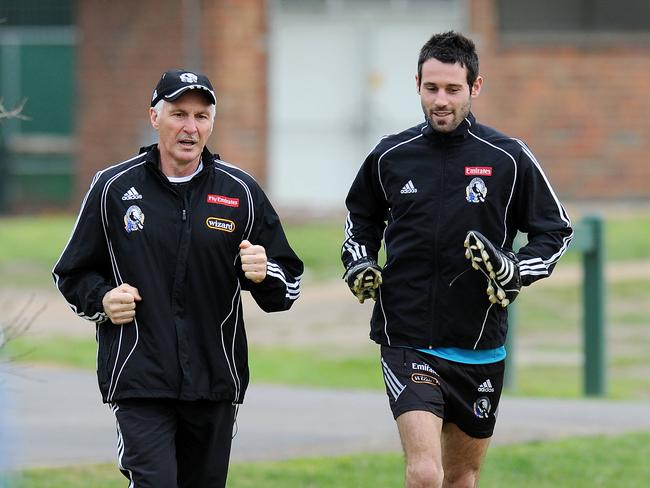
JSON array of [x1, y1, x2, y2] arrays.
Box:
[[442, 468, 480, 488], [405, 458, 444, 488]]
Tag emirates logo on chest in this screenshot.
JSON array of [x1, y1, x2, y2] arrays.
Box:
[[465, 166, 493, 176], [207, 194, 240, 207]]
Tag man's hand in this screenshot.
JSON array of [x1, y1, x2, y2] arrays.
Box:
[[240, 240, 267, 283], [464, 230, 521, 308], [102, 283, 142, 325], [344, 258, 383, 304]]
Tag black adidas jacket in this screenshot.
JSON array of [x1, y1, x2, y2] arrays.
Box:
[[53, 145, 303, 404], [342, 114, 572, 350]]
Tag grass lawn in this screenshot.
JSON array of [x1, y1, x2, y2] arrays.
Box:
[[5, 277, 650, 401], [1, 213, 649, 399], [6, 432, 650, 487], [3, 280, 650, 399], [1, 213, 649, 287], [2, 214, 649, 485], [0, 215, 347, 287]]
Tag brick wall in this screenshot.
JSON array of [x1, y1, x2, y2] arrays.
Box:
[[469, 0, 650, 200], [203, 1, 268, 181], [78, 1, 649, 203], [76, 0, 267, 201]]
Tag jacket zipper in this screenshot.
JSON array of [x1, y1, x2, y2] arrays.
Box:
[[429, 144, 447, 349]]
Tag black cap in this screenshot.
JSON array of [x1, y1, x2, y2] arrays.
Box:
[[150, 69, 216, 107]]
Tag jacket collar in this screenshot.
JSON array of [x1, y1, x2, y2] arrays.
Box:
[[421, 112, 475, 143], [139, 144, 219, 172]]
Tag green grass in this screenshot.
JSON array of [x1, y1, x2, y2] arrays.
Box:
[[509, 365, 650, 400], [1, 338, 383, 390], [605, 215, 650, 261], [5, 325, 650, 401], [6, 432, 650, 487], [516, 283, 581, 331], [1, 215, 649, 400], [1, 335, 97, 370], [481, 432, 650, 487], [0, 216, 346, 287], [249, 347, 383, 389], [283, 222, 344, 280], [3, 280, 649, 398], [0, 215, 73, 287], [517, 278, 650, 330], [1, 213, 649, 287]]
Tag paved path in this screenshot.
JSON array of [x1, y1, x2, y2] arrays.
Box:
[[2, 365, 650, 469]]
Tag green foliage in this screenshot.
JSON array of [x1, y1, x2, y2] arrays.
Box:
[[9, 432, 650, 487]]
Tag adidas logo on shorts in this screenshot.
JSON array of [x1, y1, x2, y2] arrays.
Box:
[[478, 379, 495, 393]]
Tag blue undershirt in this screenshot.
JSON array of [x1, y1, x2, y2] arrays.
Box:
[[417, 346, 506, 364]]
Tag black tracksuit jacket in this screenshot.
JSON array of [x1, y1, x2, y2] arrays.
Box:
[[53, 145, 303, 404], [342, 114, 573, 350]]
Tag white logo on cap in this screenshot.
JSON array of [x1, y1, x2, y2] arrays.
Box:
[[180, 72, 198, 83]]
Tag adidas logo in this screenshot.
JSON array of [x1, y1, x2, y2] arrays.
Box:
[[478, 379, 495, 393], [122, 187, 143, 201], [400, 180, 418, 194]]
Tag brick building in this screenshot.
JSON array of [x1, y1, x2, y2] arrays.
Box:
[[471, 0, 650, 200], [76, 0, 268, 193], [1, 0, 648, 211]]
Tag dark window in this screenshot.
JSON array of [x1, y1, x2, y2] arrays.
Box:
[[0, 0, 74, 26], [498, 0, 650, 34]]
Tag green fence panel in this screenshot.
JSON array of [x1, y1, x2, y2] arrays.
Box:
[[505, 215, 606, 396]]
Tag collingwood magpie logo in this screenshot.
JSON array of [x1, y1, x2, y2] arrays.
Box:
[[473, 396, 491, 419], [180, 72, 198, 83], [124, 205, 145, 233], [400, 180, 418, 194], [206, 217, 236, 233], [466, 177, 487, 203]]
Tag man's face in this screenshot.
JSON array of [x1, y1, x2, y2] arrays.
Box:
[[416, 58, 482, 133], [149, 91, 214, 172]]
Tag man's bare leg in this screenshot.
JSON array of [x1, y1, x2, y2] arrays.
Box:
[[441, 422, 491, 488], [396, 410, 444, 488]]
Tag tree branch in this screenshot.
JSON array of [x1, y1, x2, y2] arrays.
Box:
[[0, 98, 29, 121]]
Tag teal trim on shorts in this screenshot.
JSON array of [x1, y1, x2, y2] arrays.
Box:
[[417, 346, 507, 364]]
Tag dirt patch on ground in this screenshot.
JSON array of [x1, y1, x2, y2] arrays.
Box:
[[0, 280, 374, 351]]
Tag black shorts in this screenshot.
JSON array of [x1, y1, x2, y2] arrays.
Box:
[[380, 345, 505, 439]]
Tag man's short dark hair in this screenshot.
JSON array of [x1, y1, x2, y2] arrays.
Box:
[[418, 31, 479, 88]]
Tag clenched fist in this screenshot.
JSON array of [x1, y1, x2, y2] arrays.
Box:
[[239, 240, 267, 283], [102, 283, 142, 325]]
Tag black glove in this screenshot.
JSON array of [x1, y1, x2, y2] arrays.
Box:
[[464, 230, 521, 307], [343, 258, 383, 304]]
